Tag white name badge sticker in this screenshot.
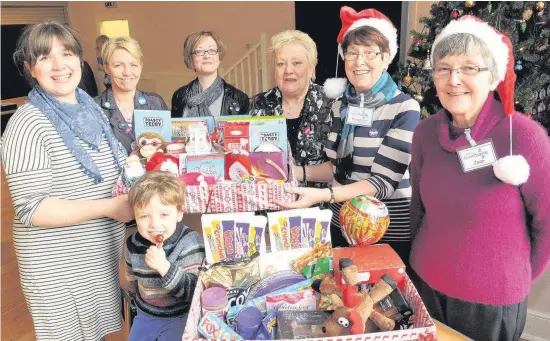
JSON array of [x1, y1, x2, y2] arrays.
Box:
[[346, 106, 374, 127], [457, 139, 498, 173]]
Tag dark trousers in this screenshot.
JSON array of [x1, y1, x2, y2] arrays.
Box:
[[408, 267, 528, 341], [330, 223, 412, 269]]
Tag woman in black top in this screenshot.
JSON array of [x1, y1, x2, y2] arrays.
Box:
[[249, 30, 334, 189], [171, 31, 249, 118]]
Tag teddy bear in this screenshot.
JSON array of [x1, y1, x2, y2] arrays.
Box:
[[312, 258, 397, 336]]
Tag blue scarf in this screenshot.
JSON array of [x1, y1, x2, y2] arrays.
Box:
[[334, 71, 398, 182], [28, 86, 122, 183]]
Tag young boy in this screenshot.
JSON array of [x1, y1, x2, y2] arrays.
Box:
[[126, 171, 205, 341]]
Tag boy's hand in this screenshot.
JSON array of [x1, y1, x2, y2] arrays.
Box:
[[145, 244, 171, 277]]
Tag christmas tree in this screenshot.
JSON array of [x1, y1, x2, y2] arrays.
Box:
[[393, 1, 550, 134]]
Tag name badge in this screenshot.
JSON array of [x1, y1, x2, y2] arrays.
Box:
[[346, 106, 374, 127], [457, 139, 498, 172]]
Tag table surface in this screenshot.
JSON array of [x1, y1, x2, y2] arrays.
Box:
[[434, 320, 472, 340]]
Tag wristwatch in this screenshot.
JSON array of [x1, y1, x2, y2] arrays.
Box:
[[328, 187, 335, 204]]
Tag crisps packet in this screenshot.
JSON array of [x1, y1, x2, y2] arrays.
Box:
[[200, 252, 261, 309]]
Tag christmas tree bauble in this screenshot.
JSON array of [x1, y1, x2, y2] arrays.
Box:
[[451, 9, 460, 19], [465, 1, 475, 8], [339, 195, 390, 247], [403, 74, 413, 86], [415, 94, 425, 102], [536, 1, 545, 11]]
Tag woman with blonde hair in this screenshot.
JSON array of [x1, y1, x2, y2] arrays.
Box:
[[95, 36, 168, 154], [250, 30, 334, 189], [171, 31, 249, 117]]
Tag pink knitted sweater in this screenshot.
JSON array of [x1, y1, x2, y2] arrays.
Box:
[[409, 94, 550, 305]]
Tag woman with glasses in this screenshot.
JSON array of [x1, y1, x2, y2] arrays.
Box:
[[249, 30, 334, 190], [278, 7, 420, 266], [408, 16, 550, 341], [171, 31, 249, 117], [95, 37, 168, 154]]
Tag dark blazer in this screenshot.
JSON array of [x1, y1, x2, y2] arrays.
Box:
[[170, 78, 249, 117], [95, 88, 168, 154]]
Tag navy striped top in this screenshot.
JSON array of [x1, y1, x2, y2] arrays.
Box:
[[325, 91, 420, 242]]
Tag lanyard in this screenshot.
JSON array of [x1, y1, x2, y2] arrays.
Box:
[[464, 128, 477, 147]]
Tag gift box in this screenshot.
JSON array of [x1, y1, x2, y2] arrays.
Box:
[[183, 271, 435, 341], [332, 244, 406, 287], [112, 147, 297, 214], [249, 151, 288, 181]]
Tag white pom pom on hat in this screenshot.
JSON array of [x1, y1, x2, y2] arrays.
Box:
[[323, 78, 348, 99], [323, 6, 399, 99], [432, 15, 529, 186]]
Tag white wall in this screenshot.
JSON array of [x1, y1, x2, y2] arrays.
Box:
[[67, 1, 295, 104]]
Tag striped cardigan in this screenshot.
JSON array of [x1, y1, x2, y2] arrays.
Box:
[[325, 91, 420, 242], [125, 224, 205, 317]]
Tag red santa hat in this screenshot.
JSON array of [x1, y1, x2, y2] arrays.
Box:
[[432, 16, 529, 185], [324, 7, 399, 99]]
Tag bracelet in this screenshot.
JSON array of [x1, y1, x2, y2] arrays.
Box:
[[302, 165, 307, 182], [328, 187, 335, 204]]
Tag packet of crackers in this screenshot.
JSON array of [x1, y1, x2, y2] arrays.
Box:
[[290, 243, 332, 279], [202, 213, 266, 264], [268, 208, 332, 252]]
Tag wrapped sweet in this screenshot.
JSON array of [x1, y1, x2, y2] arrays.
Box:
[[339, 195, 390, 246]]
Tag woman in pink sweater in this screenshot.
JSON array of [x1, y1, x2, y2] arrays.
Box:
[[409, 16, 550, 341]]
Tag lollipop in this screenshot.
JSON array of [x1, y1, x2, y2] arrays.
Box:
[[155, 234, 164, 248], [339, 195, 390, 246]]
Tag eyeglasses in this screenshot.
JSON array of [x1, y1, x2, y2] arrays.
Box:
[[192, 49, 219, 56], [343, 51, 381, 61], [433, 66, 490, 79]]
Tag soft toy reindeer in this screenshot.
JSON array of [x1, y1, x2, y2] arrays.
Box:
[[312, 258, 397, 336]]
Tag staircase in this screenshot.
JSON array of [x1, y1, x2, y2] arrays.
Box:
[[222, 33, 273, 97]]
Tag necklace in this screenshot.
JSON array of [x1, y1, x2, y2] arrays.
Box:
[[118, 105, 134, 122], [283, 100, 304, 119]]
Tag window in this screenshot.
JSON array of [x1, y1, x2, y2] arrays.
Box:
[[99, 20, 129, 38]]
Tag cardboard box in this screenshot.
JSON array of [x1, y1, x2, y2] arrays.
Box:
[[332, 244, 406, 287]]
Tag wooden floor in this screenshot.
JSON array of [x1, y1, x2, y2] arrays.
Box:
[[1, 169, 126, 340]]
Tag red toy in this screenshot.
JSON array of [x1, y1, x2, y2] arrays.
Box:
[[145, 152, 179, 174]]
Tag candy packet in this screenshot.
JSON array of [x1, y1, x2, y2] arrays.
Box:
[[265, 290, 317, 314], [268, 208, 332, 252], [202, 213, 266, 264]]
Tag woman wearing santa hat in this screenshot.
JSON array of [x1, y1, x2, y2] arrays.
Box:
[[278, 7, 421, 265], [408, 16, 550, 341]]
